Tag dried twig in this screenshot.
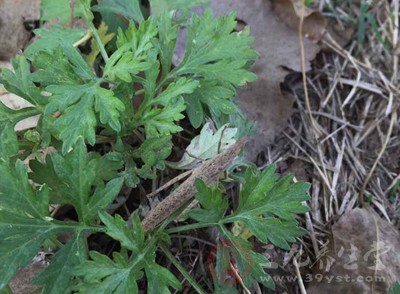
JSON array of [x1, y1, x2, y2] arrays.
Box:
[[298, 2, 323, 137], [146, 169, 193, 199], [141, 139, 246, 232]]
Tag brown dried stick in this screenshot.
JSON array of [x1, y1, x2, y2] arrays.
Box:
[[141, 138, 246, 232]]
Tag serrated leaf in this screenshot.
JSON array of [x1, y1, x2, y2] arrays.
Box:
[[169, 122, 237, 169], [149, 0, 209, 16], [94, 86, 126, 131], [142, 54, 159, 101], [132, 135, 172, 172], [86, 178, 124, 222], [122, 166, 141, 188], [92, 0, 144, 24], [29, 155, 66, 202], [229, 165, 310, 250], [29, 145, 124, 223], [185, 93, 204, 128], [173, 10, 256, 129], [32, 233, 87, 294], [139, 60, 199, 112], [194, 59, 256, 87], [138, 76, 198, 138], [244, 217, 307, 250], [104, 18, 157, 83], [36, 114, 57, 148], [141, 96, 186, 137], [0, 160, 48, 218], [184, 80, 237, 128], [30, 47, 85, 86], [0, 61, 43, 158], [216, 234, 274, 289], [112, 83, 135, 125], [41, 0, 86, 24], [188, 179, 228, 223], [92, 152, 124, 181], [116, 19, 157, 56], [156, 12, 178, 80], [0, 160, 87, 291], [99, 212, 143, 253], [0, 211, 72, 290], [238, 166, 310, 219], [104, 51, 151, 82], [75, 251, 141, 293], [145, 263, 181, 293], [24, 27, 87, 58], [0, 122, 18, 158], [187, 165, 310, 290], [152, 78, 199, 106], [76, 212, 179, 293], [61, 42, 93, 80], [176, 10, 257, 88], [0, 56, 46, 105], [53, 97, 97, 154], [50, 140, 97, 221], [45, 82, 125, 154], [47, 141, 123, 224], [28, 43, 126, 152], [0, 101, 40, 126]]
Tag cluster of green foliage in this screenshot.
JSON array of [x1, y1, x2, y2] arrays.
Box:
[[0, 0, 310, 293]]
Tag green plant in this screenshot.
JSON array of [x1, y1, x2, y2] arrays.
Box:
[[0, 0, 310, 293], [389, 281, 400, 294], [325, 0, 390, 51]]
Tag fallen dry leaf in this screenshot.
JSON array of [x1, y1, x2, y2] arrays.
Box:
[[0, 0, 40, 60], [168, 122, 237, 170], [272, 0, 327, 42], [307, 208, 400, 293], [325, 19, 355, 49], [210, 0, 321, 160]]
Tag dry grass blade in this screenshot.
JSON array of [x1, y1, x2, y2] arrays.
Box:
[[262, 1, 400, 291], [359, 111, 397, 206]]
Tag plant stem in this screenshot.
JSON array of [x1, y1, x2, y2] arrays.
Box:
[[88, 23, 109, 63], [73, 30, 93, 47], [134, 89, 145, 96], [159, 243, 207, 294], [166, 222, 217, 234], [155, 67, 178, 93]]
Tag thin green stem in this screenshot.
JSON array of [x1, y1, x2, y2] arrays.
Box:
[[219, 215, 236, 224], [134, 89, 145, 96], [166, 222, 218, 234], [218, 223, 231, 237], [159, 243, 207, 294], [88, 23, 109, 63], [155, 75, 171, 93], [155, 67, 179, 93], [51, 221, 105, 233]]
